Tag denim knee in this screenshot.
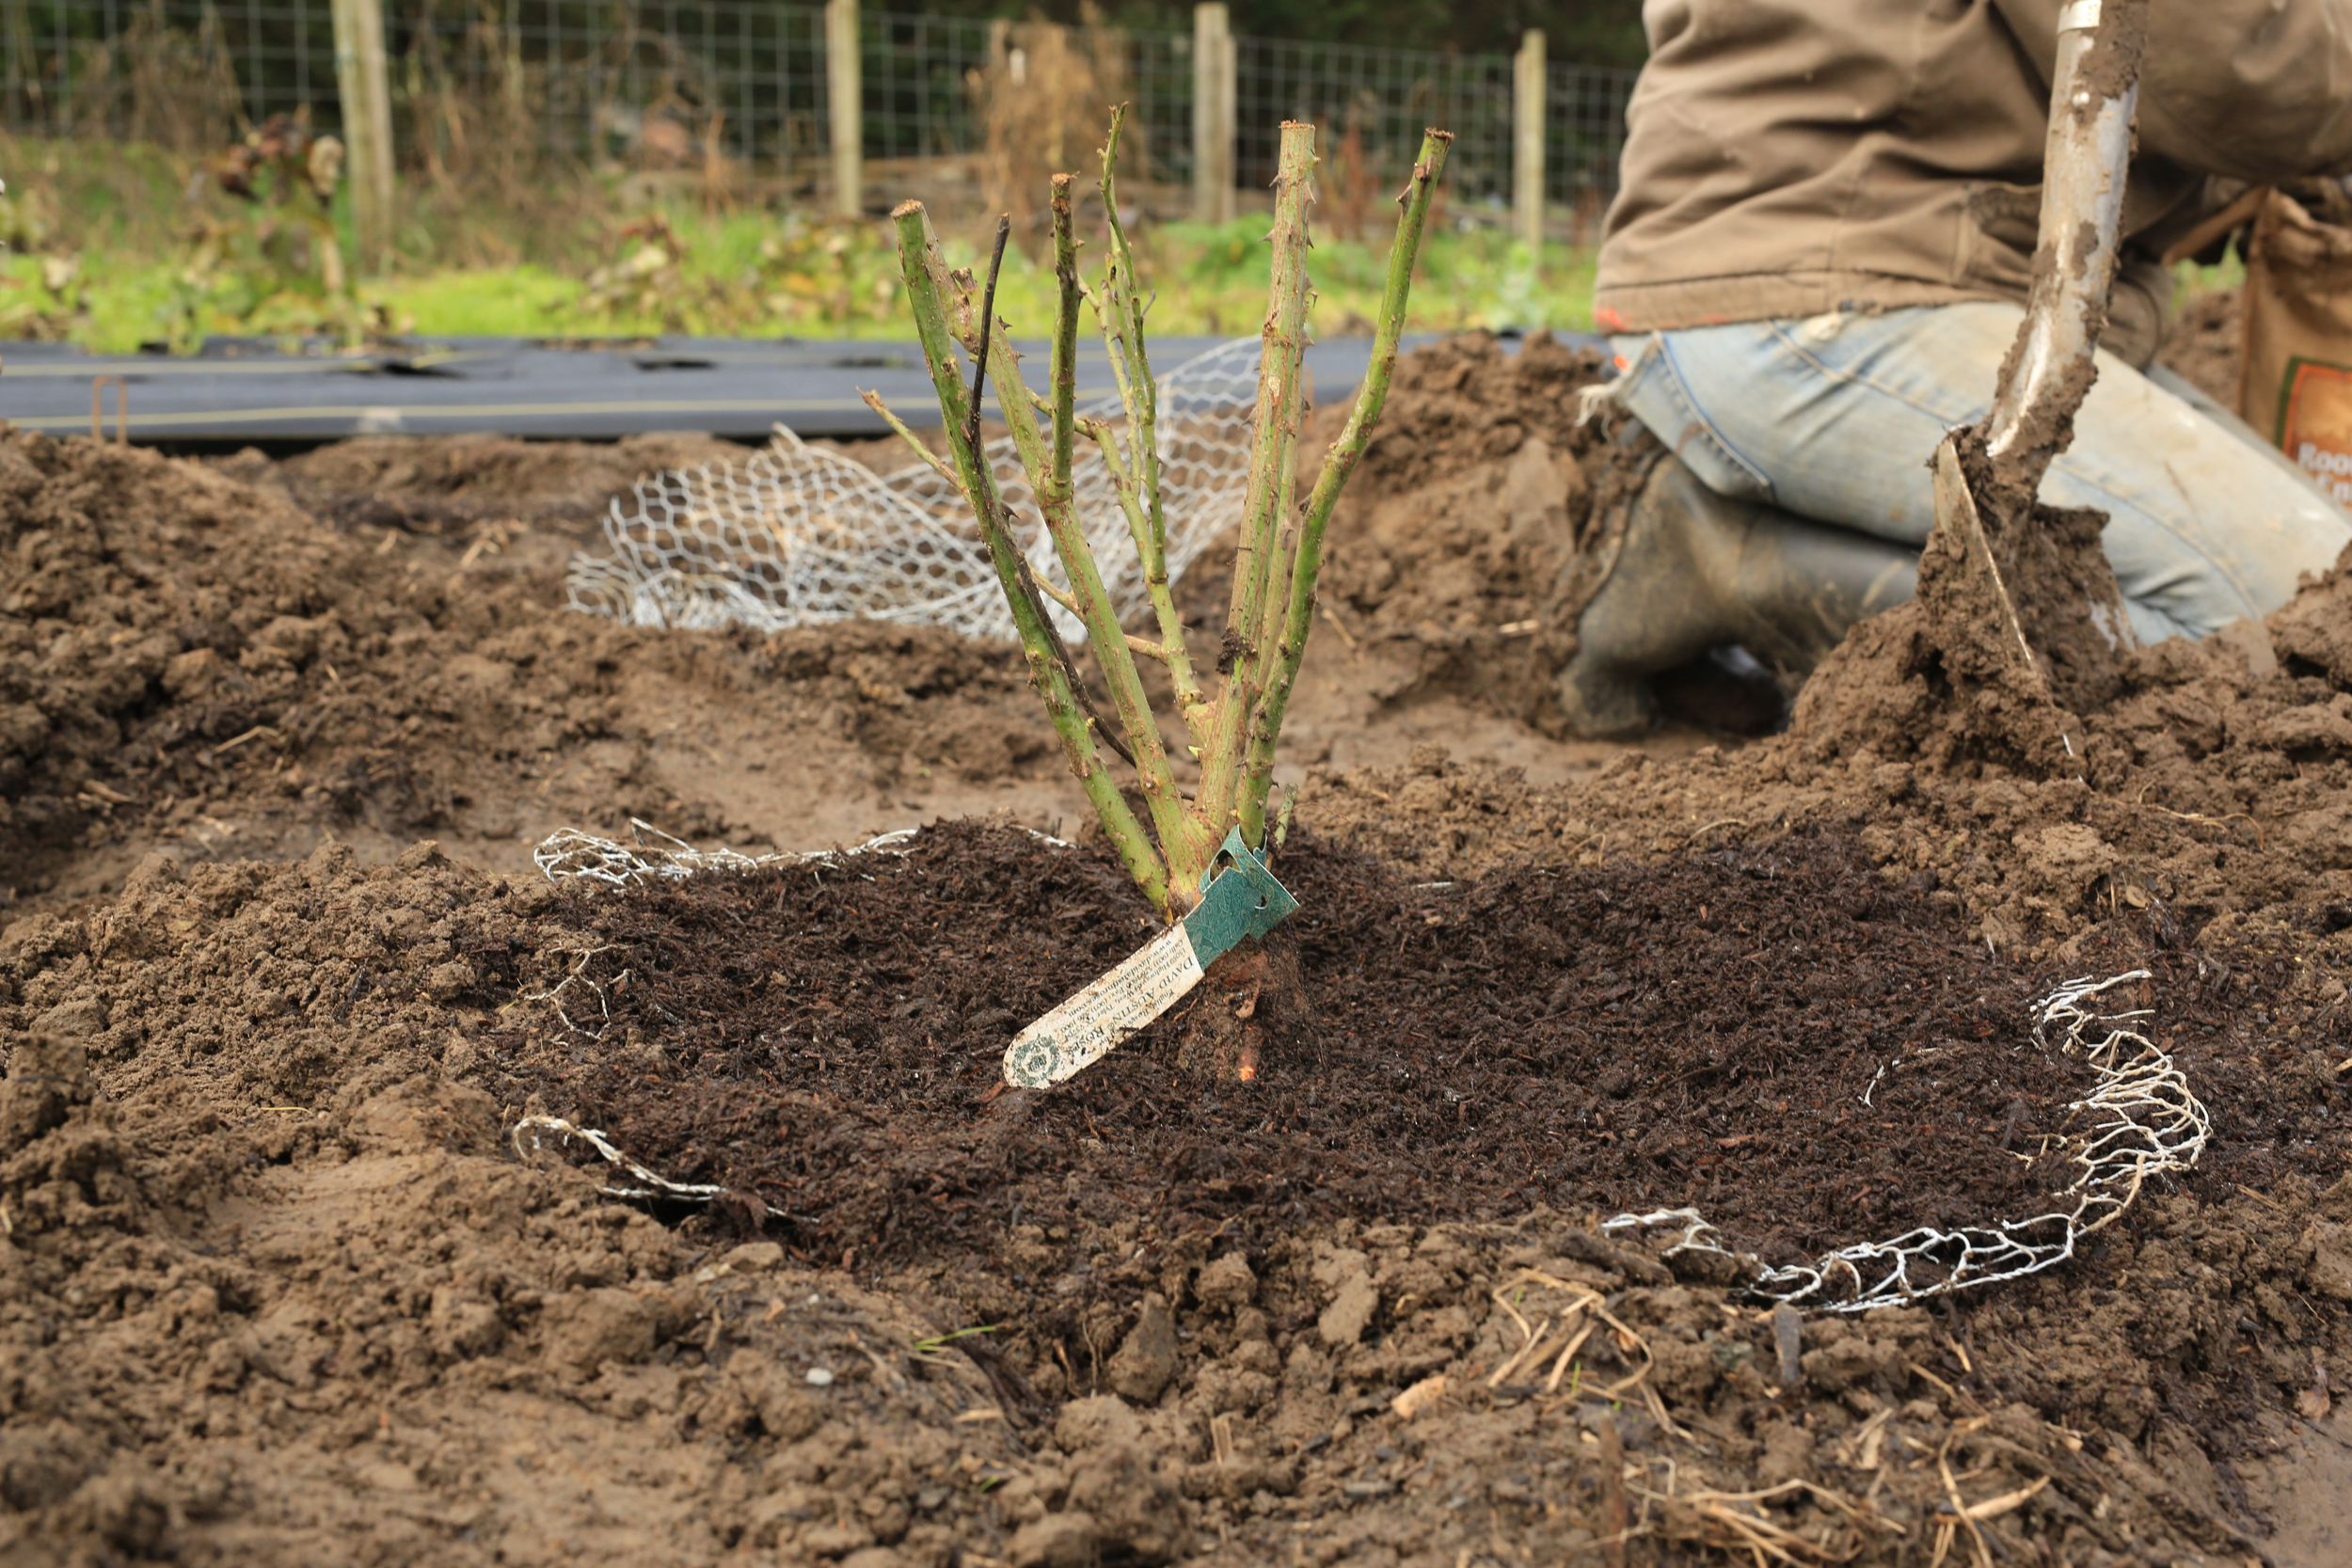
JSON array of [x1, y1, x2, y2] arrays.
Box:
[[1607, 332, 1780, 505]]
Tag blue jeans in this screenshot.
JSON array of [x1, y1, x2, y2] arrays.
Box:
[[1609, 303, 2351, 643]]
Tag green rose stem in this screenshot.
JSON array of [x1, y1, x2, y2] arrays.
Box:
[[880, 199, 1168, 911], [1239, 130, 1452, 842], [870, 116, 1450, 919]]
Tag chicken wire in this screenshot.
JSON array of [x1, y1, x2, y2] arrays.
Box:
[[562, 336, 1263, 643], [1605, 970, 2207, 1313], [532, 816, 920, 888]]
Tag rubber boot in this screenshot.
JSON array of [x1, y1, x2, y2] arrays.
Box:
[[1556, 454, 1919, 738]]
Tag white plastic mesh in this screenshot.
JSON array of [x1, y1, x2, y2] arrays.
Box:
[[532, 816, 918, 888], [563, 338, 1266, 642], [1605, 971, 2207, 1313]]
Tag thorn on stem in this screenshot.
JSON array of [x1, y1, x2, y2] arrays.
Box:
[[1217, 628, 1250, 676]]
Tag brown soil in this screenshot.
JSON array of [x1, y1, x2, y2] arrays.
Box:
[[272, 431, 759, 537], [495, 823, 2080, 1272], [4, 831, 2344, 1564], [1305, 546, 2352, 971], [1295, 331, 1619, 732], [0, 429, 1090, 912], [1, 403, 1658, 916], [7, 323, 2352, 1564]]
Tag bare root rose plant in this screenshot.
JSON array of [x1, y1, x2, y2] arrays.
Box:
[[869, 111, 1451, 915]]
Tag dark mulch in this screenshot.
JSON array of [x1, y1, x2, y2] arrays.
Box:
[[488, 821, 2125, 1270]]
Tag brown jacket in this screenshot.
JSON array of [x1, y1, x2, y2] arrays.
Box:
[[1593, 0, 2352, 366]]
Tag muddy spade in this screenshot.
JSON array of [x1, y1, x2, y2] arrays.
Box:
[[1926, 0, 2147, 741]]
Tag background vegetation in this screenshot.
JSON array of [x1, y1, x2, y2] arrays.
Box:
[[1029, 0, 1645, 64], [0, 129, 1604, 350]]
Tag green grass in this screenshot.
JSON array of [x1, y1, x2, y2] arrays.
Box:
[[0, 135, 1599, 351], [374, 264, 587, 340], [358, 212, 1599, 346], [367, 214, 1609, 342], [2171, 250, 2247, 307]]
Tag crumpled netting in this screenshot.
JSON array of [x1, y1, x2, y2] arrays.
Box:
[[562, 337, 1265, 642], [1604, 971, 2208, 1313], [531, 817, 918, 888]]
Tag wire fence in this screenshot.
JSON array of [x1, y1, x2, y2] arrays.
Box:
[[0, 0, 1633, 220]]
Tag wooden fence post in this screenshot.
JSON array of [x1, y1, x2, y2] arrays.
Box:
[[1192, 3, 1233, 225], [826, 0, 863, 217], [328, 0, 395, 272], [1514, 28, 1546, 253]]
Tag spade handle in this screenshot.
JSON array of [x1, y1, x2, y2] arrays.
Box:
[[1979, 0, 2147, 498]]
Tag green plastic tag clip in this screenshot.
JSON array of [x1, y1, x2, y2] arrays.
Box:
[[998, 829, 1299, 1089], [1178, 827, 1300, 967]]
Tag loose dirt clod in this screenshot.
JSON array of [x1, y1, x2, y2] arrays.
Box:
[[0, 427, 1059, 904], [1304, 330, 1626, 728]]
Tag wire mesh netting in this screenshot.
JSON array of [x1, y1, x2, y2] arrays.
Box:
[[1, 0, 326, 148], [1546, 59, 1640, 220], [401, 0, 832, 175], [533, 816, 920, 890], [3, 1, 1634, 214], [1236, 38, 1513, 206], [564, 335, 1262, 643], [1605, 972, 2208, 1313]]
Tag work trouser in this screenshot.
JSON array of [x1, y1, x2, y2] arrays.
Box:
[[1608, 302, 2352, 644]]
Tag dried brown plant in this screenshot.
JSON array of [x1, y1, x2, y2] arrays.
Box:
[[68, 6, 245, 156], [966, 6, 1136, 253]]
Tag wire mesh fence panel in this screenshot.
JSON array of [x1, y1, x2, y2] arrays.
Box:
[[1125, 24, 1189, 189], [1545, 60, 1637, 239], [861, 8, 985, 164], [2, 0, 332, 148], [1235, 36, 1517, 215], [393, 1, 830, 178], [1544, 62, 1636, 203], [2, 0, 1630, 224], [566, 337, 1266, 643]]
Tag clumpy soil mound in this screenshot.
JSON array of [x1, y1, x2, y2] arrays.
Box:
[[1785, 539, 2352, 952], [0, 397, 1666, 923], [1304, 542, 2352, 970], [268, 430, 755, 536], [0, 848, 1041, 1567], [3, 824, 2347, 1564], [1279, 331, 1628, 730], [0, 428, 1059, 907], [1792, 435, 2133, 780]]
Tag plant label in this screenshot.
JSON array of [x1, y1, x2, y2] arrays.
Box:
[[1003, 829, 1298, 1087]]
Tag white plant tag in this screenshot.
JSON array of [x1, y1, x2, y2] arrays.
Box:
[[1002, 924, 1204, 1088], [1000, 830, 1299, 1090]]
